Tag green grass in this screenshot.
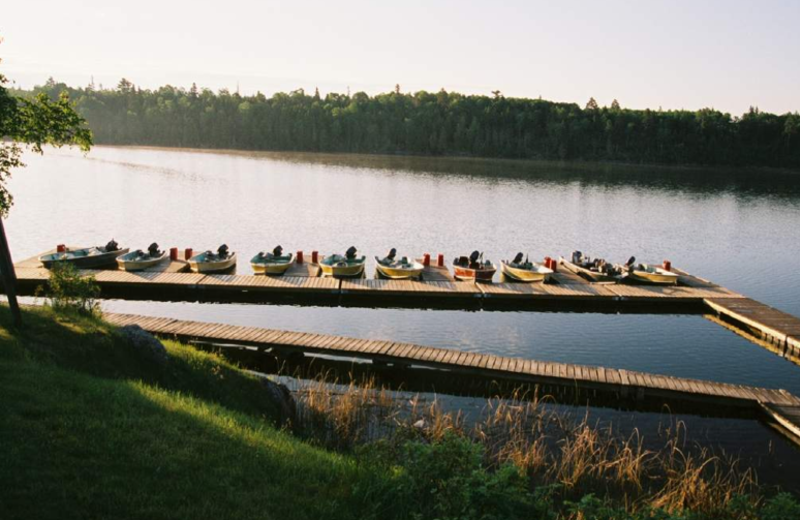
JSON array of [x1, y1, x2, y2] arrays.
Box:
[[3, 305, 798, 520], [0, 306, 381, 520]]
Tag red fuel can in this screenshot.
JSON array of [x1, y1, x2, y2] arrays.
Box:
[[296, 251, 304, 264], [185, 248, 193, 260], [170, 247, 178, 261]]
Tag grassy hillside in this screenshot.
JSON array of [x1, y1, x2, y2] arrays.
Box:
[[2, 305, 798, 520], [0, 306, 376, 520]]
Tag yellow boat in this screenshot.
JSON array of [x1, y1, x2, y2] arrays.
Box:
[[500, 253, 553, 283], [319, 247, 366, 278], [627, 263, 679, 285], [374, 249, 424, 279], [251, 246, 294, 275], [188, 245, 237, 273]]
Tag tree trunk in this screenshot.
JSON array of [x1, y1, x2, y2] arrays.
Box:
[[0, 218, 22, 328]]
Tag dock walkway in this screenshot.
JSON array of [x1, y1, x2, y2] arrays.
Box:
[[104, 312, 800, 415]]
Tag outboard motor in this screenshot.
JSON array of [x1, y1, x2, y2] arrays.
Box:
[[512, 252, 524, 264], [273, 245, 284, 257], [105, 239, 119, 252], [625, 256, 636, 267], [572, 251, 582, 264], [148, 243, 161, 257], [217, 244, 230, 258], [469, 250, 481, 265], [345, 246, 358, 260], [386, 248, 397, 260]]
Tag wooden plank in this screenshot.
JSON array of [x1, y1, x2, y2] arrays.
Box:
[[96, 310, 800, 445]]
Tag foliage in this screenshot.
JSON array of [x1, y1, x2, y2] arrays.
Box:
[[357, 433, 533, 520], [0, 43, 92, 216], [18, 78, 800, 170], [39, 262, 101, 316], [356, 433, 800, 520]]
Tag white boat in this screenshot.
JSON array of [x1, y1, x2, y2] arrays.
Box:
[[559, 251, 619, 283], [116, 243, 168, 271], [188, 245, 237, 273], [626, 263, 679, 285], [319, 246, 366, 278], [251, 245, 294, 276]]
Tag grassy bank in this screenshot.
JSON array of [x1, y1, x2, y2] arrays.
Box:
[[0, 306, 374, 519], [1, 305, 798, 519]]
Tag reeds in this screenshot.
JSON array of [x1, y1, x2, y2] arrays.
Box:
[[290, 375, 760, 515]]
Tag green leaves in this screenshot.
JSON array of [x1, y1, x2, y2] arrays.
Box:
[[0, 46, 93, 216], [10, 92, 93, 153]]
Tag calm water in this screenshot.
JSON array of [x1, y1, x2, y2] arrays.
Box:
[[8, 146, 800, 485], [8, 147, 800, 388]]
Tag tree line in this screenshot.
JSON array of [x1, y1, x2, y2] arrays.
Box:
[[16, 78, 800, 168]]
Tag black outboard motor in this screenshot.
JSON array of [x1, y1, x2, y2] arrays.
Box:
[[217, 244, 230, 258], [469, 250, 481, 266], [625, 256, 636, 267], [148, 243, 161, 257], [105, 239, 119, 252], [386, 248, 397, 260], [273, 245, 284, 257], [512, 252, 524, 264], [345, 246, 358, 260]]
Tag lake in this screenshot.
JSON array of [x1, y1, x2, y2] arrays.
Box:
[[6, 146, 800, 485]]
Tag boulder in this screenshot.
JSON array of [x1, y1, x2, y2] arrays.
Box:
[[260, 377, 297, 428], [119, 324, 169, 366]]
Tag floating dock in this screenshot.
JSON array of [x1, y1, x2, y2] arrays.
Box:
[[102, 311, 800, 443], [8, 249, 800, 365]]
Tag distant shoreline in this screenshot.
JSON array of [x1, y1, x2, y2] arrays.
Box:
[[86, 144, 800, 176]]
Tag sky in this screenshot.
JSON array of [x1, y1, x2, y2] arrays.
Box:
[[1, 0, 798, 115]]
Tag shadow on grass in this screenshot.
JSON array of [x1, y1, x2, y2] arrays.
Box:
[[0, 305, 282, 422], [0, 360, 382, 520]]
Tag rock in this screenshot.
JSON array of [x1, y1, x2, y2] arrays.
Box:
[[260, 378, 297, 428], [119, 324, 169, 366]]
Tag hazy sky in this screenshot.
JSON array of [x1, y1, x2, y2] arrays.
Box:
[[2, 0, 798, 114]]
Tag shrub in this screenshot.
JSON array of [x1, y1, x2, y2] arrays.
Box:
[[40, 263, 100, 316], [359, 433, 533, 520]]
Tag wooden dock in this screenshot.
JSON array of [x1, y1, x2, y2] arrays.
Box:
[[10, 257, 743, 307], [9, 248, 800, 367], [102, 311, 800, 442], [705, 298, 800, 361]]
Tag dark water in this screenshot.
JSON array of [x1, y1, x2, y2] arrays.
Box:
[[7, 146, 800, 486]]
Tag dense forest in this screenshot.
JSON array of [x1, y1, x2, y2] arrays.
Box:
[[16, 78, 800, 168]]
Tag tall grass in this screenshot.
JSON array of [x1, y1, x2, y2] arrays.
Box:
[[291, 376, 760, 516]]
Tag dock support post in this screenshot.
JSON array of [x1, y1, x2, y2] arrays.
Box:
[[0, 218, 21, 329]]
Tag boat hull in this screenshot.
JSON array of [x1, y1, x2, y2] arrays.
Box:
[[116, 251, 168, 271], [319, 256, 366, 278], [453, 264, 496, 283], [374, 257, 424, 280], [188, 252, 237, 273], [40, 247, 130, 269], [559, 257, 617, 283], [251, 253, 294, 276], [500, 261, 552, 283], [628, 266, 678, 285], [252, 262, 294, 275]]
